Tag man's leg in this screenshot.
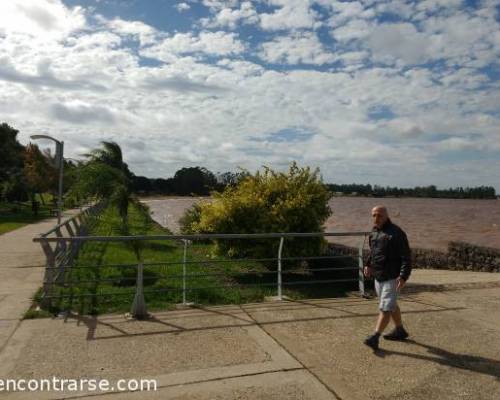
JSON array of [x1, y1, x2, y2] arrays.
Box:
[[376, 311, 391, 334], [384, 304, 409, 340], [391, 305, 403, 327]]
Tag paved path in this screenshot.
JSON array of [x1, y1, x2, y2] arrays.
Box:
[[0, 268, 499, 399], [0, 211, 78, 354]]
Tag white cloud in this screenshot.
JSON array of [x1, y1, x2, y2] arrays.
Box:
[[367, 22, 432, 65], [201, 1, 259, 29], [433, 137, 486, 152], [0, 0, 86, 40], [332, 2, 500, 68], [326, 0, 375, 27], [174, 2, 191, 12], [99, 16, 158, 46], [331, 18, 372, 42], [141, 31, 246, 62], [0, 0, 498, 190], [260, 0, 321, 31], [258, 31, 335, 65]]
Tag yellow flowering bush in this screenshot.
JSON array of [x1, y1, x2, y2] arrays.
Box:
[[185, 162, 332, 267]]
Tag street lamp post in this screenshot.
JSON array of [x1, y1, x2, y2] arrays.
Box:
[[30, 135, 64, 225]]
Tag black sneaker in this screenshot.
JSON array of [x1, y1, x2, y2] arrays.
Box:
[[383, 326, 409, 341], [363, 333, 380, 350]]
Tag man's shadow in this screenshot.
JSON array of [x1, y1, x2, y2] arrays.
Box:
[[375, 339, 500, 380]]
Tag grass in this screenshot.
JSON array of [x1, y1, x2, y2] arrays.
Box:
[[0, 196, 55, 235], [44, 201, 358, 315]]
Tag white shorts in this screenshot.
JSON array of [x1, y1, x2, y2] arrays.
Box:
[[375, 279, 398, 312]]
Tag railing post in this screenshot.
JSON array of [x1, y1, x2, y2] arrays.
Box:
[[182, 239, 189, 305], [131, 261, 148, 319], [40, 238, 55, 309], [277, 236, 284, 300], [64, 221, 74, 237], [358, 236, 365, 297]]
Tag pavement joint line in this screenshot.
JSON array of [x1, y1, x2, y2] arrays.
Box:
[[0, 319, 22, 356], [239, 303, 344, 400], [76, 306, 467, 342], [55, 367, 308, 400]]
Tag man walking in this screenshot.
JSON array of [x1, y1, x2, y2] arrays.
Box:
[[363, 206, 412, 351]]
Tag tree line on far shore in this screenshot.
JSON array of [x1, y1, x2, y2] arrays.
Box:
[[326, 183, 496, 199], [134, 175, 496, 200], [1, 122, 496, 204]]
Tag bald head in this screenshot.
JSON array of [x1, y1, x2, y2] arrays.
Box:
[[371, 205, 389, 228]]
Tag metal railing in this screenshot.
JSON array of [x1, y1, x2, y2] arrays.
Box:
[[35, 202, 106, 306], [34, 228, 370, 318], [33, 203, 369, 318]]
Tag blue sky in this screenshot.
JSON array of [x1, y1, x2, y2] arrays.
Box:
[[0, 0, 499, 190]]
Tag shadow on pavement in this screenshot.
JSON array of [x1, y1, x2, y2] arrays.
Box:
[[64, 299, 465, 342], [377, 339, 500, 380]]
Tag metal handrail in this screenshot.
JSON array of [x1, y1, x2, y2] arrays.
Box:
[[33, 231, 370, 242], [35, 223, 370, 317]]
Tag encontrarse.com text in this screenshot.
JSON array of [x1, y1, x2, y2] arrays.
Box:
[[0, 378, 157, 392]]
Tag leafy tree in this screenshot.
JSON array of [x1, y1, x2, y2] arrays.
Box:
[[23, 144, 57, 201], [0, 123, 27, 202], [0, 123, 24, 181], [173, 167, 217, 195]]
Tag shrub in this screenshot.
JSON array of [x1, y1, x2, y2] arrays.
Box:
[[179, 203, 203, 235], [190, 162, 332, 267]]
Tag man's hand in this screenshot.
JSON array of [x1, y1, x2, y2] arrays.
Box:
[[396, 276, 406, 291], [363, 266, 373, 278]]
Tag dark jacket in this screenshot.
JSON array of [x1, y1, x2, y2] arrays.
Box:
[[367, 219, 411, 282]]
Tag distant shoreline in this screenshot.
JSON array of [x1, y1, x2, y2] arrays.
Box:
[[139, 194, 498, 201]]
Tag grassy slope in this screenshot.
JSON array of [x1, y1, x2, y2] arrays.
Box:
[[45, 201, 355, 315]]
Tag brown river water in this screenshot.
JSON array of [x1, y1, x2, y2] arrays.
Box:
[[141, 196, 500, 251]]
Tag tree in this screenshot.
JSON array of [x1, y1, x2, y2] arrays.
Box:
[[0, 123, 27, 202], [75, 142, 131, 222], [0, 123, 24, 181], [24, 144, 57, 201], [172, 167, 217, 195]]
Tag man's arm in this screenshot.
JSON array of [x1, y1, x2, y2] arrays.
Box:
[[398, 230, 412, 282], [364, 234, 373, 278]]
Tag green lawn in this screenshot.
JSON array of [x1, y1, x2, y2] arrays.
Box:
[[0, 198, 54, 235], [42, 202, 357, 315]]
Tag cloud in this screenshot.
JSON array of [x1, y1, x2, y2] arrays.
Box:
[[98, 16, 158, 46], [174, 2, 191, 12], [258, 31, 335, 65], [0, 0, 498, 191], [0, 0, 86, 40], [0, 57, 107, 91], [201, 1, 259, 29], [141, 31, 246, 61], [259, 0, 321, 31], [50, 101, 115, 124], [433, 136, 486, 152], [141, 75, 228, 93]]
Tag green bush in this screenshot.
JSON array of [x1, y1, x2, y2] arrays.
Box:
[[189, 162, 332, 267], [179, 203, 203, 235]]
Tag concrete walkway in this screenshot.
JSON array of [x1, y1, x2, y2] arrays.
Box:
[[0, 211, 79, 354], [0, 266, 499, 399]]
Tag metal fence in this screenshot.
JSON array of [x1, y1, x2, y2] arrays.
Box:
[[34, 202, 106, 306], [34, 224, 370, 317]]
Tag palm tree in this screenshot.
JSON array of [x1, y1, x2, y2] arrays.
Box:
[[75, 141, 132, 222]]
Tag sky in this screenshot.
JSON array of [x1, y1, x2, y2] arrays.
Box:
[[0, 0, 499, 190]]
